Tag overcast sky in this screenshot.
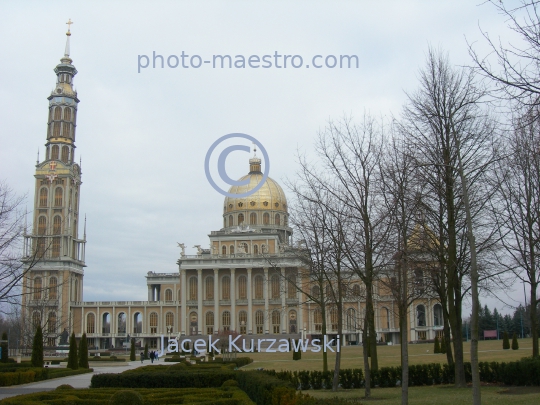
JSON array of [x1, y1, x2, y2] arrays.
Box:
[[0, 1, 527, 314]]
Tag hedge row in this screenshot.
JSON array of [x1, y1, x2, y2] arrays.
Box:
[[236, 370, 295, 405], [91, 370, 237, 389], [0, 367, 93, 387], [0, 387, 254, 405], [268, 357, 540, 389]]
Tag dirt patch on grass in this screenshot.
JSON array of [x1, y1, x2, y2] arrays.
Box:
[[498, 386, 540, 395]]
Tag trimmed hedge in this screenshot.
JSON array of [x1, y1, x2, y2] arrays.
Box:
[[0, 367, 93, 387], [0, 387, 254, 405], [236, 370, 295, 405], [268, 357, 540, 389]]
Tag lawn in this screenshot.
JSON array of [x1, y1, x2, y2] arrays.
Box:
[[240, 338, 535, 372], [307, 385, 540, 405]]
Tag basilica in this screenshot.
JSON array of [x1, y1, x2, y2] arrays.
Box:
[[21, 28, 443, 352]]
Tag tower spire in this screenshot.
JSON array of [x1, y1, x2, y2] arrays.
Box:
[[61, 19, 73, 64]]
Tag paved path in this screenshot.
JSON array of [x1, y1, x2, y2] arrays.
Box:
[[0, 359, 166, 400]]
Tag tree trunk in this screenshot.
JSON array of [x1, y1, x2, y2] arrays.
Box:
[[362, 326, 371, 398], [443, 312, 454, 366], [400, 307, 409, 405], [322, 304, 328, 372], [332, 333, 341, 391], [365, 279, 378, 371], [531, 280, 538, 358]]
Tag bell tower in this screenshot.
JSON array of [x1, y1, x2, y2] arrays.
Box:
[[21, 20, 86, 346]]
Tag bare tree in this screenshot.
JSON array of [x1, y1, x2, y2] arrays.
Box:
[[401, 48, 499, 390], [492, 110, 540, 358], [469, 0, 540, 109]]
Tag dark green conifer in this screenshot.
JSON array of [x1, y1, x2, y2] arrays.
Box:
[[511, 332, 519, 350], [31, 326, 44, 367], [130, 338, 136, 361], [503, 331, 510, 349], [67, 332, 78, 369], [78, 333, 89, 368]]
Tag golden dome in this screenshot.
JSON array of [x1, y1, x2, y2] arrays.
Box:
[[224, 173, 288, 214]]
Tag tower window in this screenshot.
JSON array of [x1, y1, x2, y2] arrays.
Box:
[[230, 245, 234, 255], [54, 187, 63, 206], [64, 107, 72, 122], [275, 214, 281, 226], [253, 245, 259, 255], [39, 188, 48, 207], [165, 289, 173, 301], [54, 106, 62, 120], [238, 276, 247, 299], [250, 213, 257, 225], [238, 202, 243, 207], [33, 277, 42, 300], [49, 277, 58, 300], [74, 192, 78, 212], [38, 216, 47, 235], [53, 123, 61, 138], [189, 277, 197, 301], [222, 245, 226, 255], [254, 275, 263, 299], [166, 312, 174, 332], [238, 213, 244, 224], [61, 146, 69, 163], [51, 145, 59, 160], [53, 215, 62, 235], [62, 123, 71, 138], [205, 276, 214, 300], [263, 213, 269, 225], [271, 274, 280, 298], [229, 215, 233, 227], [150, 312, 158, 334], [52, 237, 60, 257]]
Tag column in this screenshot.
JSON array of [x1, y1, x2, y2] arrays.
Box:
[[247, 268, 252, 334], [197, 269, 203, 334], [280, 268, 286, 333], [231, 269, 236, 333], [213, 268, 219, 334], [180, 268, 186, 335], [148, 286, 153, 301], [264, 267, 269, 334]]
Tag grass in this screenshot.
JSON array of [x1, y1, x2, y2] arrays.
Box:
[[240, 338, 535, 372], [306, 385, 540, 405]]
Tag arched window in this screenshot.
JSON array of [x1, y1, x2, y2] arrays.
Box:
[[49, 277, 58, 300], [275, 214, 280, 225], [150, 312, 158, 334], [61, 146, 69, 163], [272, 310, 281, 333], [433, 304, 443, 326], [239, 310, 247, 334], [230, 245, 234, 255], [250, 212, 257, 225], [311, 285, 320, 300], [54, 106, 62, 120], [326, 284, 333, 301], [238, 213, 244, 224], [222, 276, 230, 300], [51, 144, 59, 160], [74, 279, 79, 301], [206, 311, 214, 335], [284, 215, 288, 226], [254, 275, 263, 299], [47, 311, 56, 334], [287, 276, 296, 299], [189, 277, 197, 300], [166, 312, 174, 332], [238, 276, 247, 299], [381, 307, 390, 329], [253, 245, 259, 255], [255, 310, 264, 334], [416, 305, 426, 327], [53, 215, 62, 235], [289, 310, 297, 333], [39, 188, 48, 207], [32, 312, 41, 328], [33, 277, 42, 300], [102, 313, 111, 334], [352, 284, 361, 297], [64, 107, 72, 122], [165, 289, 173, 301], [133, 313, 142, 333], [222, 311, 231, 331], [271, 274, 280, 299], [314, 309, 322, 332], [330, 308, 338, 330], [263, 213, 270, 225], [48, 107, 53, 123], [229, 215, 233, 227], [222, 245, 227, 255], [205, 276, 214, 300], [86, 313, 95, 333], [38, 216, 47, 235], [118, 313, 126, 334], [52, 237, 60, 257], [346, 308, 356, 330], [74, 192, 78, 212], [54, 187, 63, 206]]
